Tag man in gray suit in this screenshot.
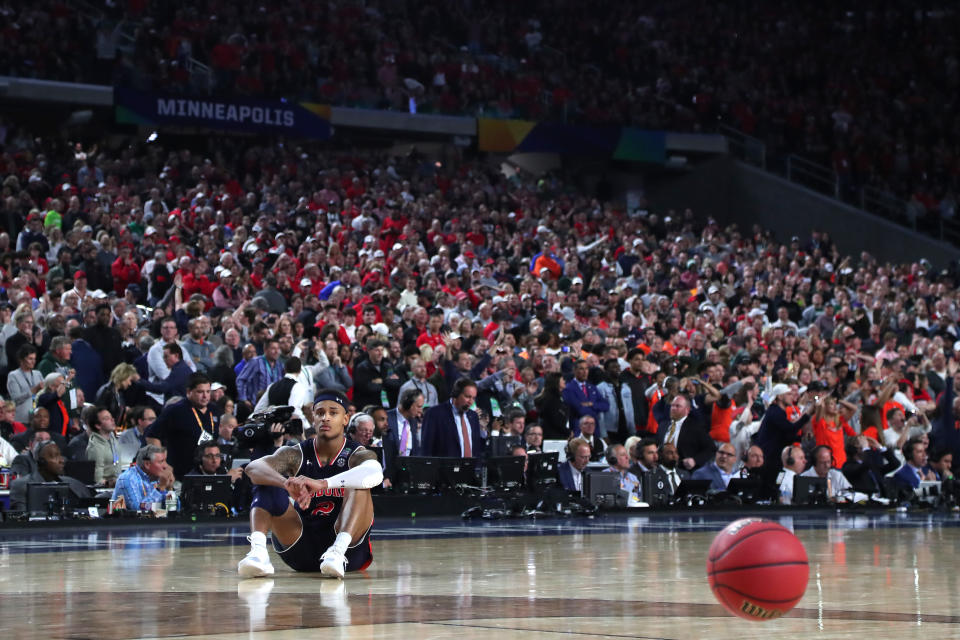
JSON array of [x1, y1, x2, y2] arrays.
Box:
[[691, 442, 737, 492]]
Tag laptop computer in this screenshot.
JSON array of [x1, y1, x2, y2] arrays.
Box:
[[180, 474, 234, 513], [792, 475, 828, 505], [64, 460, 96, 486], [527, 452, 559, 491], [439, 457, 479, 492], [395, 456, 441, 494], [485, 456, 526, 491]]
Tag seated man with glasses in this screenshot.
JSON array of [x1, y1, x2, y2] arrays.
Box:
[[191, 441, 243, 483], [691, 442, 738, 491]]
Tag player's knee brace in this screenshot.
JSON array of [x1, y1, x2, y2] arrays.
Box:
[[251, 484, 290, 517]]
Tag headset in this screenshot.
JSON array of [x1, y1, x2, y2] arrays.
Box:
[[34, 439, 58, 468], [604, 445, 619, 466], [811, 444, 833, 466], [347, 412, 373, 435], [781, 445, 796, 467], [566, 437, 591, 460], [902, 436, 924, 463], [194, 441, 221, 468]]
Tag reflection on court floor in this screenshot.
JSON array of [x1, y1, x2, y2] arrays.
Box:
[[1, 511, 958, 639]]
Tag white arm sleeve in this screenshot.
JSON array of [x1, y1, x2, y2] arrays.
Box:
[[325, 458, 384, 490]]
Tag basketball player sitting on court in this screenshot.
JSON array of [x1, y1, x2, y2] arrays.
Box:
[[238, 389, 382, 579]]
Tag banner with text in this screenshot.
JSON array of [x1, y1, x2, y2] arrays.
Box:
[[115, 88, 332, 139], [478, 118, 665, 163]]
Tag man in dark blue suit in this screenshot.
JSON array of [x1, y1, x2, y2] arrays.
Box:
[[691, 442, 737, 491], [561, 359, 609, 435], [930, 376, 960, 467], [893, 436, 937, 491], [136, 342, 192, 405], [382, 388, 426, 486], [422, 378, 485, 458], [557, 437, 592, 492]]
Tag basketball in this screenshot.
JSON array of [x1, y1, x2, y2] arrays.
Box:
[[706, 518, 809, 621]]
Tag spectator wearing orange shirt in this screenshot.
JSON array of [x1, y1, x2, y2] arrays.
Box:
[[812, 396, 856, 469]]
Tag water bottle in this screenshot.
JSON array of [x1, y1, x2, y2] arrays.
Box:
[[165, 489, 178, 515]]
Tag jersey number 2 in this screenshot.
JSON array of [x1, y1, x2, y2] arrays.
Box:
[[311, 501, 334, 516]]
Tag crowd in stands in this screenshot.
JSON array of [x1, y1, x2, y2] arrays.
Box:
[[0, 108, 959, 513], [4, 0, 960, 214]]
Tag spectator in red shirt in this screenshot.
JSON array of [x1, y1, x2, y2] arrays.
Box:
[[110, 244, 141, 296]]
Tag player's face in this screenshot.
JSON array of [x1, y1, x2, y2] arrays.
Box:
[[314, 401, 348, 440]]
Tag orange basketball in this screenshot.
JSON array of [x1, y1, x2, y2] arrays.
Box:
[[706, 518, 809, 621]]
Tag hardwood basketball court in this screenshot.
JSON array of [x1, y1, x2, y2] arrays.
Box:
[[1, 511, 958, 639]]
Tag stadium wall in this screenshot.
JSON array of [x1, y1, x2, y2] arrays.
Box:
[[649, 158, 960, 267]]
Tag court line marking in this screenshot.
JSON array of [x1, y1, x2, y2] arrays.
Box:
[[423, 621, 675, 639]]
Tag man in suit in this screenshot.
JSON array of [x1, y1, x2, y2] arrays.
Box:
[[382, 388, 426, 486], [893, 436, 937, 491], [561, 359, 609, 435], [628, 437, 672, 497], [137, 342, 193, 405], [577, 415, 605, 462], [658, 442, 690, 493], [558, 437, 591, 492], [656, 394, 716, 472], [842, 434, 900, 495], [691, 442, 737, 491], [422, 378, 485, 458]]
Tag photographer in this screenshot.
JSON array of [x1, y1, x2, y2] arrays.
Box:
[[252, 357, 313, 428], [234, 405, 303, 460]]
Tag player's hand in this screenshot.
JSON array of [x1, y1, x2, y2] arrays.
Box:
[[682, 457, 696, 470], [227, 468, 243, 483], [284, 476, 312, 509]]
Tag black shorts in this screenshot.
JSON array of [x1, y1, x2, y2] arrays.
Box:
[[273, 518, 373, 573]]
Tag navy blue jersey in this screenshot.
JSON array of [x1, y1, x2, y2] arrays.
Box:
[[293, 437, 363, 536]]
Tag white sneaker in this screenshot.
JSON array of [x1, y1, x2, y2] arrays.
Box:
[[238, 539, 275, 578], [319, 547, 347, 579]]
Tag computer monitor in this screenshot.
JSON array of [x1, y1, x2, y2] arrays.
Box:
[[489, 435, 524, 458], [792, 475, 828, 505], [439, 457, 479, 492], [584, 471, 623, 508], [542, 440, 568, 462], [726, 477, 763, 504], [486, 456, 526, 491], [26, 482, 74, 516], [641, 471, 672, 507], [395, 456, 441, 494], [64, 460, 96, 486], [180, 474, 234, 513], [527, 452, 559, 491], [673, 479, 712, 501]]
